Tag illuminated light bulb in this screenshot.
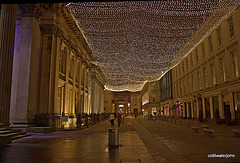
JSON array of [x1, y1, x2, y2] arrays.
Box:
[[67, 1, 240, 92]]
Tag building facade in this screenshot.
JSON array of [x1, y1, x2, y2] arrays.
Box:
[[140, 81, 160, 118], [0, 4, 105, 130], [172, 6, 240, 124], [159, 70, 174, 117]]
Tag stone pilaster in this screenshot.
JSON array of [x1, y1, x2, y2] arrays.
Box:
[[78, 60, 83, 114], [83, 66, 87, 113], [64, 48, 69, 115], [38, 23, 63, 127], [0, 4, 17, 125], [87, 69, 90, 113]]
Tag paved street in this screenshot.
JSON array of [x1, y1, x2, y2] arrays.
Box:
[[0, 117, 240, 163], [133, 117, 240, 162]]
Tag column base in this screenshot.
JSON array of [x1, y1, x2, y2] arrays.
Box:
[[9, 121, 28, 132], [0, 122, 10, 127]]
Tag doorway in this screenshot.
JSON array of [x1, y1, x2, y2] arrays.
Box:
[[205, 98, 210, 120], [224, 103, 231, 122], [184, 102, 187, 119], [188, 103, 191, 119], [118, 104, 124, 114]]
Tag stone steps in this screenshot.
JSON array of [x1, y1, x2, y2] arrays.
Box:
[[0, 128, 31, 147]]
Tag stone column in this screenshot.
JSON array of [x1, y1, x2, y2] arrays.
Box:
[[124, 104, 128, 114], [86, 70, 90, 113], [101, 87, 104, 113], [191, 101, 194, 118], [218, 95, 224, 119], [230, 93, 235, 120], [38, 23, 63, 127], [209, 96, 214, 119], [83, 66, 87, 112], [72, 56, 76, 115], [196, 100, 199, 119], [0, 4, 17, 125], [63, 48, 69, 115], [53, 36, 61, 115], [202, 98, 206, 119], [77, 59, 82, 114], [90, 80, 94, 113], [182, 103, 186, 118], [95, 82, 99, 113], [186, 102, 189, 118], [97, 83, 100, 113]]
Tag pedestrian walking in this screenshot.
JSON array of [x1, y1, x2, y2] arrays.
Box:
[[121, 114, 124, 124], [116, 113, 121, 127], [109, 113, 115, 127]]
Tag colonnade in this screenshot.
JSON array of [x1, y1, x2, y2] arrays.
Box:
[[0, 4, 105, 130], [0, 4, 17, 125]]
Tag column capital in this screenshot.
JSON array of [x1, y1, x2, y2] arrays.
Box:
[[40, 23, 63, 37]]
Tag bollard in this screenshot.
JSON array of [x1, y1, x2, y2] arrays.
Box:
[[108, 128, 119, 147]]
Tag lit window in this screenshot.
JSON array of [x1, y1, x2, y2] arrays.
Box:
[[59, 49, 66, 74], [219, 57, 226, 82], [201, 42, 205, 58], [192, 74, 195, 92], [76, 64, 80, 82], [179, 81, 182, 96], [190, 53, 193, 66], [59, 51, 63, 72], [185, 58, 188, 70], [195, 48, 199, 63], [197, 71, 201, 90], [210, 63, 216, 85], [203, 67, 208, 88], [69, 56, 74, 79], [228, 16, 234, 38], [231, 50, 239, 78], [208, 35, 213, 53], [179, 65, 181, 76], [182, 62, 184, 72], [183, 79, 185, 95], [217, 27, 222, 46]]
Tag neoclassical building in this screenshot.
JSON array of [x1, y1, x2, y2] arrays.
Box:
[[104, 90, 141, 116], [140, 81, 160, 118], [171, 6, 240, 124], [0, 4, 105, 130]]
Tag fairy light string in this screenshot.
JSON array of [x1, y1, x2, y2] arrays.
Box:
[[67, 1, 240, 92]]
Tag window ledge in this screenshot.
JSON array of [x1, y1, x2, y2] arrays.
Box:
[[227, 35, 237, 43], [217, 45, 224, 51]]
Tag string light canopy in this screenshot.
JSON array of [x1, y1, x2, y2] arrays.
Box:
[[67, 1, 240, 92]]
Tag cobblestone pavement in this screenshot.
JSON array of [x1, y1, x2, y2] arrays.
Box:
[[132, 117, 240, 162]]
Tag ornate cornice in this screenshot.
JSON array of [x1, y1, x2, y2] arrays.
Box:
[[40, 24, 56, 34], [18, 4, 43, 21], [39, 4, 54, 10]]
